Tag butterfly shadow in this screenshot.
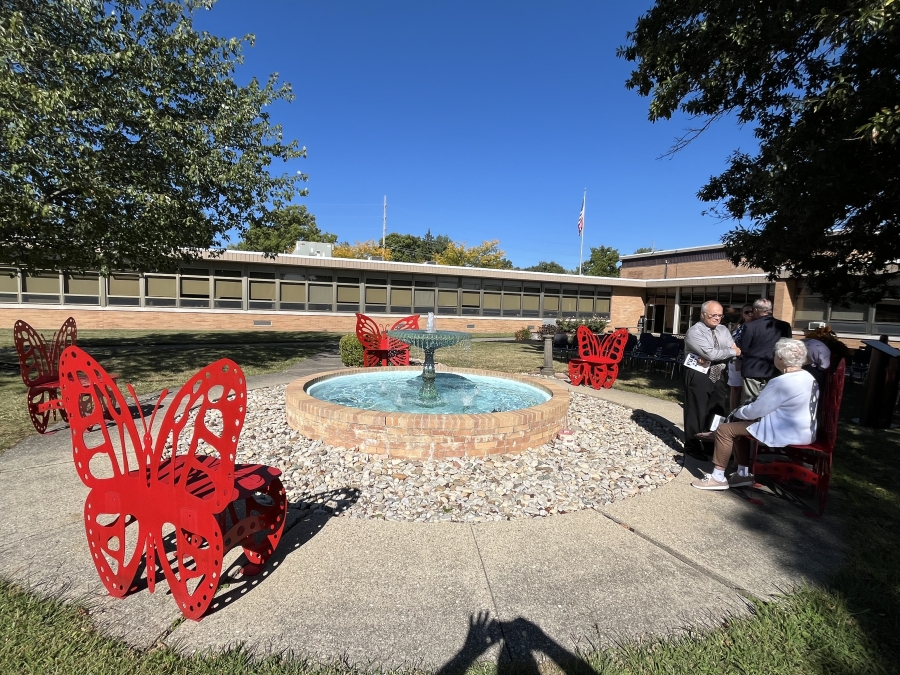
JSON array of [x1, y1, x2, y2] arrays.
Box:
[[202, 487, 362, 616]]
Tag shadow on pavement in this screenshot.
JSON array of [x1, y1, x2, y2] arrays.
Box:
[[437, 612, 595, 675]]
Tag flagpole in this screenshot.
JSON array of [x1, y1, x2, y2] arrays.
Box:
[[578, 188, 586, 275]]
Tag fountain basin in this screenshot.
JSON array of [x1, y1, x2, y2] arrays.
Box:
[[285, 367, 569, 460]]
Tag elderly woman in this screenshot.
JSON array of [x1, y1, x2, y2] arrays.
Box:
[[692, 338, 818, 490]]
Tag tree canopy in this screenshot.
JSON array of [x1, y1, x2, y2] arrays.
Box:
[[384, 230, 451, 263], [620, 0, 900, 304], [232, 205, 335, 253], [333, 240, 391, 261], [434, 240, 513, 269], [580, 246, 620, 277], [633, 247, 654, 254], [523, 261, 571, 274], [1, 0, 305, 274]]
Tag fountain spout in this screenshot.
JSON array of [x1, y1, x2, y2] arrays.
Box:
[[426, 312, 435, 333]]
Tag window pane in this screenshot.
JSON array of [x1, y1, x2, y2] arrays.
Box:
[[483, 281, 502, 291], [875, 302, 900, 324], [215, 279, 243, 299], [461, 292, 481, 307], [308, 284, 333, 304], [577, 297, 593, 313], [23, 273, 59, 294], [596, 298, 611, 314], [414, 289, 435, 306], [214, 269, 241, 278], [523, 295, 540, 311], [794, 295, 827, 321], [337, 276, 359, 284], [249, 281, 275, 301], [181, 278, 209, 298], [830, 303, 867, 321], [109, 274, 140, 296], [437, 290, 458, 307], [562, 297, 577, 312], [483, 293, 501, 309], [337, 285, 360, 303], [281, 283, 306, 302], [65, 274, 98, 295], [391, 288, 412, 305], [249, 271, 276, 279], [543, 296, 559, 311], [504, 281, 521, 292], [147, 277, 176, 297], [461, 278, 481, 289], [366, 277, 387, 286], [366, 287, 387, 304], [0, 269, 16, 293], [502, 294, 520, 310], [180, 267, 208, 276]]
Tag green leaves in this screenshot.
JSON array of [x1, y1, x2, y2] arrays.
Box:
[[622, 0, 900, 303], [0, 0, 306, 274], [580, 246, 620, 277]]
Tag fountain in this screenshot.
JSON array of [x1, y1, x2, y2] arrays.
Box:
[[385, 312, 470, 406], [285, 313, 569, 459]]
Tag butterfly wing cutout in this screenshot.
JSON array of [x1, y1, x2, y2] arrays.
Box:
[[50, 316, 77, 371], [576, 326, 601, 359], [355, 312, 384, 351], [13, 320, 52, 386]]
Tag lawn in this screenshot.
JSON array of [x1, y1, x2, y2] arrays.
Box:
[[0, 334, 898, 673]]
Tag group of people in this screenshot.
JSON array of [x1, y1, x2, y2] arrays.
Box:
[[680, 298, 822, 491]]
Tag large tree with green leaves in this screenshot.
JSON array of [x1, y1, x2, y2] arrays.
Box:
[[620, 0, 899, 304], [580, 246, 620, 277], [524, 261, 571, 274], [1, 0, 306, 274], [232, 205, 335, 253]]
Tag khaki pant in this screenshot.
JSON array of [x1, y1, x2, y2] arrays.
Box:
[[712, 420, 755, 470]]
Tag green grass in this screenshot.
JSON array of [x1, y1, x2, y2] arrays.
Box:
[[2, 337, 900, 673]]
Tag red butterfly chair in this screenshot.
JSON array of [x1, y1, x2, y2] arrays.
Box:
[[58, 347, 287, 620], [355, 312, 420, 366], [13, 317, 77, 433], [568, 327, 630, 390], [750, 359, 846, 517]]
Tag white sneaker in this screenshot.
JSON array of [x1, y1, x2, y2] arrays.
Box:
[[691, 473, 730, 491]]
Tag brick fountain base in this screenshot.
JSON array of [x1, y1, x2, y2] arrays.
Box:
[[285, 367, 569, 460]]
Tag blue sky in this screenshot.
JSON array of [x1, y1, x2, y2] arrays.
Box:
[[195, 1, 757, 270]]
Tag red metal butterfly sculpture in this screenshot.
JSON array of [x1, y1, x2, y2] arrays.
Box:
[[567, 327, 630, 390], [13, 317, 77, 433], [58, 346, 287, 620], [355, 312, 420, 366]]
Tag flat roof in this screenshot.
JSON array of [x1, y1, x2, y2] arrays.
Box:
[[619, 243, 725, 260]]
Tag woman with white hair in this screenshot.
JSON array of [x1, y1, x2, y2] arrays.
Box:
[[692, 338, 819, 490]]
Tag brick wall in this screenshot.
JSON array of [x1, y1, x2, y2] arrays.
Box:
[[773, 279, 796, 323], [620, 258, 765, 279], [610, 287, 645, 331]]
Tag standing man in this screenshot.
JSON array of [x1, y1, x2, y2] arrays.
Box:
[[683, 301, 741, 458], [737, 298, 792, 403]]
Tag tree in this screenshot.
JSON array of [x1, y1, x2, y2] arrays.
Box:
[[434, 240, 512, 269], [0, 0, 306, 274], [620, 0, 900, 304], [333, 240, 392, 261], [383, 230, 451, 263], [580, 246, 620, 277], [633, 247, 654, 254], [524, 261, 571, 274], [232, 205, 336, 253]]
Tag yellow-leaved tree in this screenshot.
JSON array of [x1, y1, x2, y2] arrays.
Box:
[[434, 240, 512, 269], [332, 240, 392, 260]]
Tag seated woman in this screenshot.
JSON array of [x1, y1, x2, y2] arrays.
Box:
[[691, 338, 818, 491]]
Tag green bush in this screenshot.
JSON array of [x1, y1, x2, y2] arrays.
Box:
[[556, 316, 609, 334], [514, 326, 533, 341], [339, 334, 364, 366]]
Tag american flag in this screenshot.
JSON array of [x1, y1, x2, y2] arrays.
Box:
[[577, 195, 585, 235]]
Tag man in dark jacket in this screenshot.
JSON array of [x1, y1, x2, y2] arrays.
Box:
[[736, 298, 792, 403]]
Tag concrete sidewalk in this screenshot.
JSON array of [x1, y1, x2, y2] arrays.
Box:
[[0, 355, 845, 671]]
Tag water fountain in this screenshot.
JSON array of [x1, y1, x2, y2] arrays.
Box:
[[285, 313, 569, 459]]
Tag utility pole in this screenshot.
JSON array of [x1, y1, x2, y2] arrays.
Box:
[[382, 196, 387, 250]]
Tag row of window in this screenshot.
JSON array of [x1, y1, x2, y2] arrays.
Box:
[[794, 288, 900, 336], [0, 268, 613, 319], [645, 285, 777, 335]]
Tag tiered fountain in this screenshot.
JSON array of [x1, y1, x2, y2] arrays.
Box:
[[285, 313, 568, 459]]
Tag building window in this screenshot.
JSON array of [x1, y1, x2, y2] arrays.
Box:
[[0, 268, 18, 303], [64, 273, 100, 305]]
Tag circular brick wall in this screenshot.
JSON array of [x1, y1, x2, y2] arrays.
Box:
[[285, 367, 569, 460]]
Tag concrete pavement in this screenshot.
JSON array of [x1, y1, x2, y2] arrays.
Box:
[[0, 354, 846, 670]]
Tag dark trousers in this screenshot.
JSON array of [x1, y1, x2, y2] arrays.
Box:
[[683, 369, 728, 453]]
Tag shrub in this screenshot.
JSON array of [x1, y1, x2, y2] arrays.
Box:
[[556, 316, 609, 334], [339, 334, 364, 366], [514, 326, 533, 341]]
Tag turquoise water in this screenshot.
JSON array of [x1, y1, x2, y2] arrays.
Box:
[[307, 372, 550, 414]]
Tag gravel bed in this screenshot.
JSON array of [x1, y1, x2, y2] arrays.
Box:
[[234, 385, 684, 523]]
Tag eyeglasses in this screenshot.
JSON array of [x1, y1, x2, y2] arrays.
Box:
[[705, 313, 724, 319], [743, 310, 754, 315]]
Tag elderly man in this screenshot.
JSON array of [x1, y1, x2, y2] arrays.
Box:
[[737, 298, 792, 404], [683, 300, 741, 458]]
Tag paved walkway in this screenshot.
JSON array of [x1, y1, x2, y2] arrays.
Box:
[[0, 355, 845, 671]]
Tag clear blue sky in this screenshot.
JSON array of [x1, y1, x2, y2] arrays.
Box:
[[195, 0, 757, 270]]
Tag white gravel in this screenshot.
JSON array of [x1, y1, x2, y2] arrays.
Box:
[[233, 385, 684, 523]]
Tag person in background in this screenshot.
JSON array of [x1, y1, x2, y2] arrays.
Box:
[[737, 298, 792, 404], [726, 304, 755, 412], [682, 300, 741, 459], [802, 333, 831, 394], [692, 339, 818, 490]]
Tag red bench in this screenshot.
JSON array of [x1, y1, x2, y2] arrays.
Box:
[[13, 317, 77, 433], [568, 327, 630, 389], [58, 346, 287, 620], [355, 312, 420, 366]]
